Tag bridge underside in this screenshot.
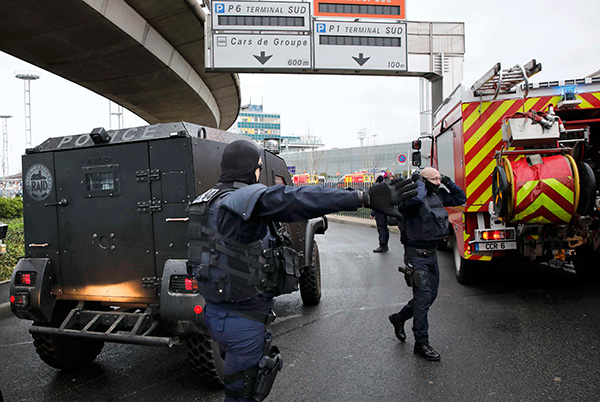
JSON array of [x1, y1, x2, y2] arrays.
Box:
[[0, 0, 240, 130]]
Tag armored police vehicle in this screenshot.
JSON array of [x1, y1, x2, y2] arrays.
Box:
[[9, 122, 325, 384]]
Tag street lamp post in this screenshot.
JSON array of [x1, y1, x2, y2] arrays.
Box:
[[109, 101, 124, 129], [0, 115, 11, 179], [15, 71, 40, 150]]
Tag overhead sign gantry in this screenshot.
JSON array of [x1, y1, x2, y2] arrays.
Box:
[[205, 0, 465, 109]]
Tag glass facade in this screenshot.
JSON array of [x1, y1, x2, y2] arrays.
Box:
[[280, 142, 431, 179]]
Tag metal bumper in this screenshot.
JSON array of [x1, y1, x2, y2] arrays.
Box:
[[29, 304, 180, 347]]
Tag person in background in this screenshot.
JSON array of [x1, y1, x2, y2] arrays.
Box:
[[388, 167, 466, 362], [371, 172, 394, 253], [187, 140, 418, 401]]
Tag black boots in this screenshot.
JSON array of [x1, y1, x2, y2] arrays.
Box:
[[388, 314, 406, 342], [414, 343, 441, 361], [389, 315, 441, 361], [373, 246, 388, 253]]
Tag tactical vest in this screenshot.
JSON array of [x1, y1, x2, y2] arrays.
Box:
[[399, 192, 449, 242], [186, 183, 300, 304]]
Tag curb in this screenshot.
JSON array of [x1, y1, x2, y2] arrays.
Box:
[[0, 279, 11, 318]]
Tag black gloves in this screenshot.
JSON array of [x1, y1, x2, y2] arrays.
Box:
[[411, 172, 421, 182], [441, 175, 451, 186], [365, 177, 418, 217]]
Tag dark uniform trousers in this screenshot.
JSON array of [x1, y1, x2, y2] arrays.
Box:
[[374, 212, 389, 247], [396, 251, 440, 345], [205, 303, 270, 402]]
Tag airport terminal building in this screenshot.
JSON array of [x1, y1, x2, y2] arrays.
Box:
[[280, 142, 430, 180]]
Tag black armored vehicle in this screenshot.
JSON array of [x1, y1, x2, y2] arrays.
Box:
[[9, 122, 325, 384]]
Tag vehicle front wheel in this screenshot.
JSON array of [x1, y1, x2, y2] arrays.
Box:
[[299, 240, 322, 306]]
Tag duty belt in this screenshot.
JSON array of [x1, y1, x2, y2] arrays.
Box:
[[404, 248, 436, 257]]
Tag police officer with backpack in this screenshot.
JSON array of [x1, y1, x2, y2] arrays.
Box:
[[388, 167, 466, 362], [187, 140, 417, 401]]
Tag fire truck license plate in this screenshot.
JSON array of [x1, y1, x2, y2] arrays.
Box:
[[475, 242, 517, 251]]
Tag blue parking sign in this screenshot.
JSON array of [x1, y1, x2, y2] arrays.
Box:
[[215, 3, 225, 13], [316, 23, 326, 33]]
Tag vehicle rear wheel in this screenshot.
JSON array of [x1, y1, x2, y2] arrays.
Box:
[[31, 328, 104, 370], [186, 333, 225, 388], [31, 301, 105, 370], [452, 234, 479, 285], [299, 240, 322, 306]]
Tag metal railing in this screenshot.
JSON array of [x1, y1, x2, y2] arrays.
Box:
[[294, 181, 373, 219]]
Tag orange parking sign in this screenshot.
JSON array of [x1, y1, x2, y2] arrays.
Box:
[[313, 0, 405, 19]]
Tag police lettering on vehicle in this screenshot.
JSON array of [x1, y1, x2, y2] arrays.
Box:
[[25, 163, 53, 201]]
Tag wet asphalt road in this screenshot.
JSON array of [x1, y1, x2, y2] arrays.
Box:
[[1, 221, 600, 402]]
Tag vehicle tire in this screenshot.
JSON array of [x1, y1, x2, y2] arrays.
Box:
[[31, 329, 104, 370], [452, 234, 479, 285], [31, 301, 105, 370], [186, 333, 225, 388], [299, 240, 322, 306]]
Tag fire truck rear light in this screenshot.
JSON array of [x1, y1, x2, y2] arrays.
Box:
[[16, 271, 37, 287], [13, 292, 29, 307], [193, 305, 203, 314], [481, 230, 507, 240]]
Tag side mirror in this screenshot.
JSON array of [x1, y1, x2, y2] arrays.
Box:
[[412, 139, 422, 150], [412, 151, 422, 167]]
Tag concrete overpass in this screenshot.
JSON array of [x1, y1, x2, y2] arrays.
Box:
[[0, 0, 241, 130]]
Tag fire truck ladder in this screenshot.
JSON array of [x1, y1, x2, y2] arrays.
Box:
[[471, 59, 542, 100]]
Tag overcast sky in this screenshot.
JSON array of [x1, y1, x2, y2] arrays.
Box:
[[1, 0, 599, 175]]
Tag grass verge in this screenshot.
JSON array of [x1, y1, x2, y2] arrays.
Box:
[[0, 218, 24, 282]]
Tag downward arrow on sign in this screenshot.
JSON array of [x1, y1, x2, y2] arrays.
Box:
[[254, 51, 273, 65], [352, 53, 370, 66]]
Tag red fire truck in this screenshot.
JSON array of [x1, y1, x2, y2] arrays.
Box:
[[419, 60, 600, 284], [342, 171, 375, 184]]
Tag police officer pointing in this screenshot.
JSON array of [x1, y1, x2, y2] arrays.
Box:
[[187, 140, 417, 401], [389, 167, 466, 361]]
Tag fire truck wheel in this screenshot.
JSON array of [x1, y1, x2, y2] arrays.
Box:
[[452, 236, 480, 285], [300, 240, 322, 306], [186, 333, 225, 388], [577, 162, 596, 215], [31, 328, 105, 370]]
